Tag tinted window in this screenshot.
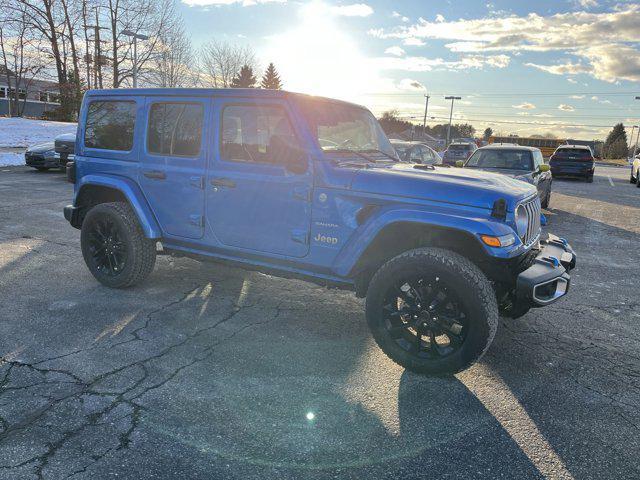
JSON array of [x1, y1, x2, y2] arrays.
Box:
[[449, 144, 470, 151], [409, 146, 423, 162], [85, 101, 136, 151], [466, 149, 533, 170], [555, 147, 592, 157], [221, 105, 298, 164], [148, 103, 203, 157]]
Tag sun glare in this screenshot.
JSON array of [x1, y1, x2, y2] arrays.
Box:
[[260, 1, 381, 101]]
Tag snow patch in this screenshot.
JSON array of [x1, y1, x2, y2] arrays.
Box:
[[0, 152, 25, 167], [0, 116, 77, 148]]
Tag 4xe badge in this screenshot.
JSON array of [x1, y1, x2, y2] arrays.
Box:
[[314, 233, 338, 245]]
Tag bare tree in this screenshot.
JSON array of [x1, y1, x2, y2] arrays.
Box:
[[0, 2, 46, 116], [199, 40, 255, 88], [143, 16, 195, 88], [106, 0, 175, 88]]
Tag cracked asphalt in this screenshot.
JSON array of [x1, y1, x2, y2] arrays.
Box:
[[0, 164, 639, 479]]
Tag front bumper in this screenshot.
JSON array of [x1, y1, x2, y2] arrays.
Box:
[[25, 152, 61, 168], [64, 204, 82, 229], [515, 233, 576, 308]]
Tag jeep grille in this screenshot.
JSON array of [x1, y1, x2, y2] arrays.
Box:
[[521, 196, 541, 247]]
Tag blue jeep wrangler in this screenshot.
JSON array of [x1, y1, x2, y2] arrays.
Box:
[[64, 88, 576, 375]]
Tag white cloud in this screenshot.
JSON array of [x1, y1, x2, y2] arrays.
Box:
[[513, 102, 536, 109], [403, 37, 426, 46], [330, 3, 373, 17], [384, 46, 405, 56], [558, 104, 575, 111], [576, 0, 597, 8], [367, 4, 640, 83], [523, 62, 590, 76], [392, 11, 409, 22], [182, 0, 284, 6], [570, 95, 585, 99], [567, 78, 578, 84], [398, 78, 425, 91], [376, 54, 511, 72]]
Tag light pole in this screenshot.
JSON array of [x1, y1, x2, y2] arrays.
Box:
[[445, 96, 461, 146], [121, 30, 149, 88]]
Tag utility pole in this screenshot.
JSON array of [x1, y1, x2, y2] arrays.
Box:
[[121, 30, 150, 88], [422, 94, 430, 134], [630, 125, 637, 159], [445, 96, 461, 147]]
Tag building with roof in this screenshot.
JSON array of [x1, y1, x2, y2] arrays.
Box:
[[0, 66, 61, 118]]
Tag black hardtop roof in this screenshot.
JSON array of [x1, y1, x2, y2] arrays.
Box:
[[84, 88, 367, 110]]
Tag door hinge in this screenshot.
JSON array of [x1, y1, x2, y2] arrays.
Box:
[[190, 176, 205, 189], [290, 229, 309, 245], [292, 185, 312, 202], [189, 214, 204, 227]]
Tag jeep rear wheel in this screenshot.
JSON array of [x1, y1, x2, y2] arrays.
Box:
[[81, 202, 156, 288], [365, 248, 498, 375]]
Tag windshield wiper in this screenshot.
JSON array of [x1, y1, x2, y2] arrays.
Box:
[[359, 149, 398, 162], [326, 148, 377, 164]]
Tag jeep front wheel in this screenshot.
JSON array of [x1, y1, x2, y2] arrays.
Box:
[[365, 248, 498, 375], [80, 202, 156, 288]]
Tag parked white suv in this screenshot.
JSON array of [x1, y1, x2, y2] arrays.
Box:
[[630, 155, 640, 186]]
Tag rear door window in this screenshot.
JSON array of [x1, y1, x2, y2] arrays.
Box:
[[84, 101, 136, 151], [147, 103, 204, 157]]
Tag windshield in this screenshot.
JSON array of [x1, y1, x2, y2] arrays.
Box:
[[466, 149, 533, 170], [297, 99, 397, 158]]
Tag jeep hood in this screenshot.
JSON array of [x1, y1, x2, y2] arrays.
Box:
[[350, 163, 536, 211]]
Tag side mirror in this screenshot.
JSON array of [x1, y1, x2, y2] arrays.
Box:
[[455, 160, 464, 168], [270, 135, 308, 174], [539, 164, 550, 172]]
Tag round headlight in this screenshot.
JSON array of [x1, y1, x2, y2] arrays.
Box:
[[515, 204, 528, 239]]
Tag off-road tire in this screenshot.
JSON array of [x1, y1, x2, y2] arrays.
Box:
[[630, 173, 636, 184], [637, 176, 640, 188], [541, 189, 551, 209], [365, 247, 498, 375], [81, 202, 156, 288]]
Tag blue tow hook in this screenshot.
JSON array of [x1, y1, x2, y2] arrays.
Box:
[[540, 213, 547, 226]]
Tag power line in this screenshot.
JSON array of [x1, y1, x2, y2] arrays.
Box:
[[363, 91, 640, 97], [394, 111, 638, 120], [395, 114, 615, 128]]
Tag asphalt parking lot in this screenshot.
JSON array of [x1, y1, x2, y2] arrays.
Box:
[[0, 164, 639, 479]]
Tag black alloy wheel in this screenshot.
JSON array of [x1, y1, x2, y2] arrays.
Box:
[[381, 275, 468, 360], [86, 217, 127, 277]]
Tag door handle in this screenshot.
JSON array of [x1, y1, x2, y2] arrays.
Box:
[[210, 178, 236, 188], [143, 170, 166, 180]]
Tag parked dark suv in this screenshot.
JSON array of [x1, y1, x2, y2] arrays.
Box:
[[549, 145, 595, 182], [442, 142, 477, 166]]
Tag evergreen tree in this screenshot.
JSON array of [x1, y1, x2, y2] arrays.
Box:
[[483, 127, 493, 140], [604, 123, 628, 159], [230, 65, 257, 88], [260, 63, 283, 89]]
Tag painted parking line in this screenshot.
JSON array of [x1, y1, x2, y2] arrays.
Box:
[[608, 176, 615, 187]]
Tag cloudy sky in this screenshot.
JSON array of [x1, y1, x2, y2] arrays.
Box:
[[178, 0, 640, 139]]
